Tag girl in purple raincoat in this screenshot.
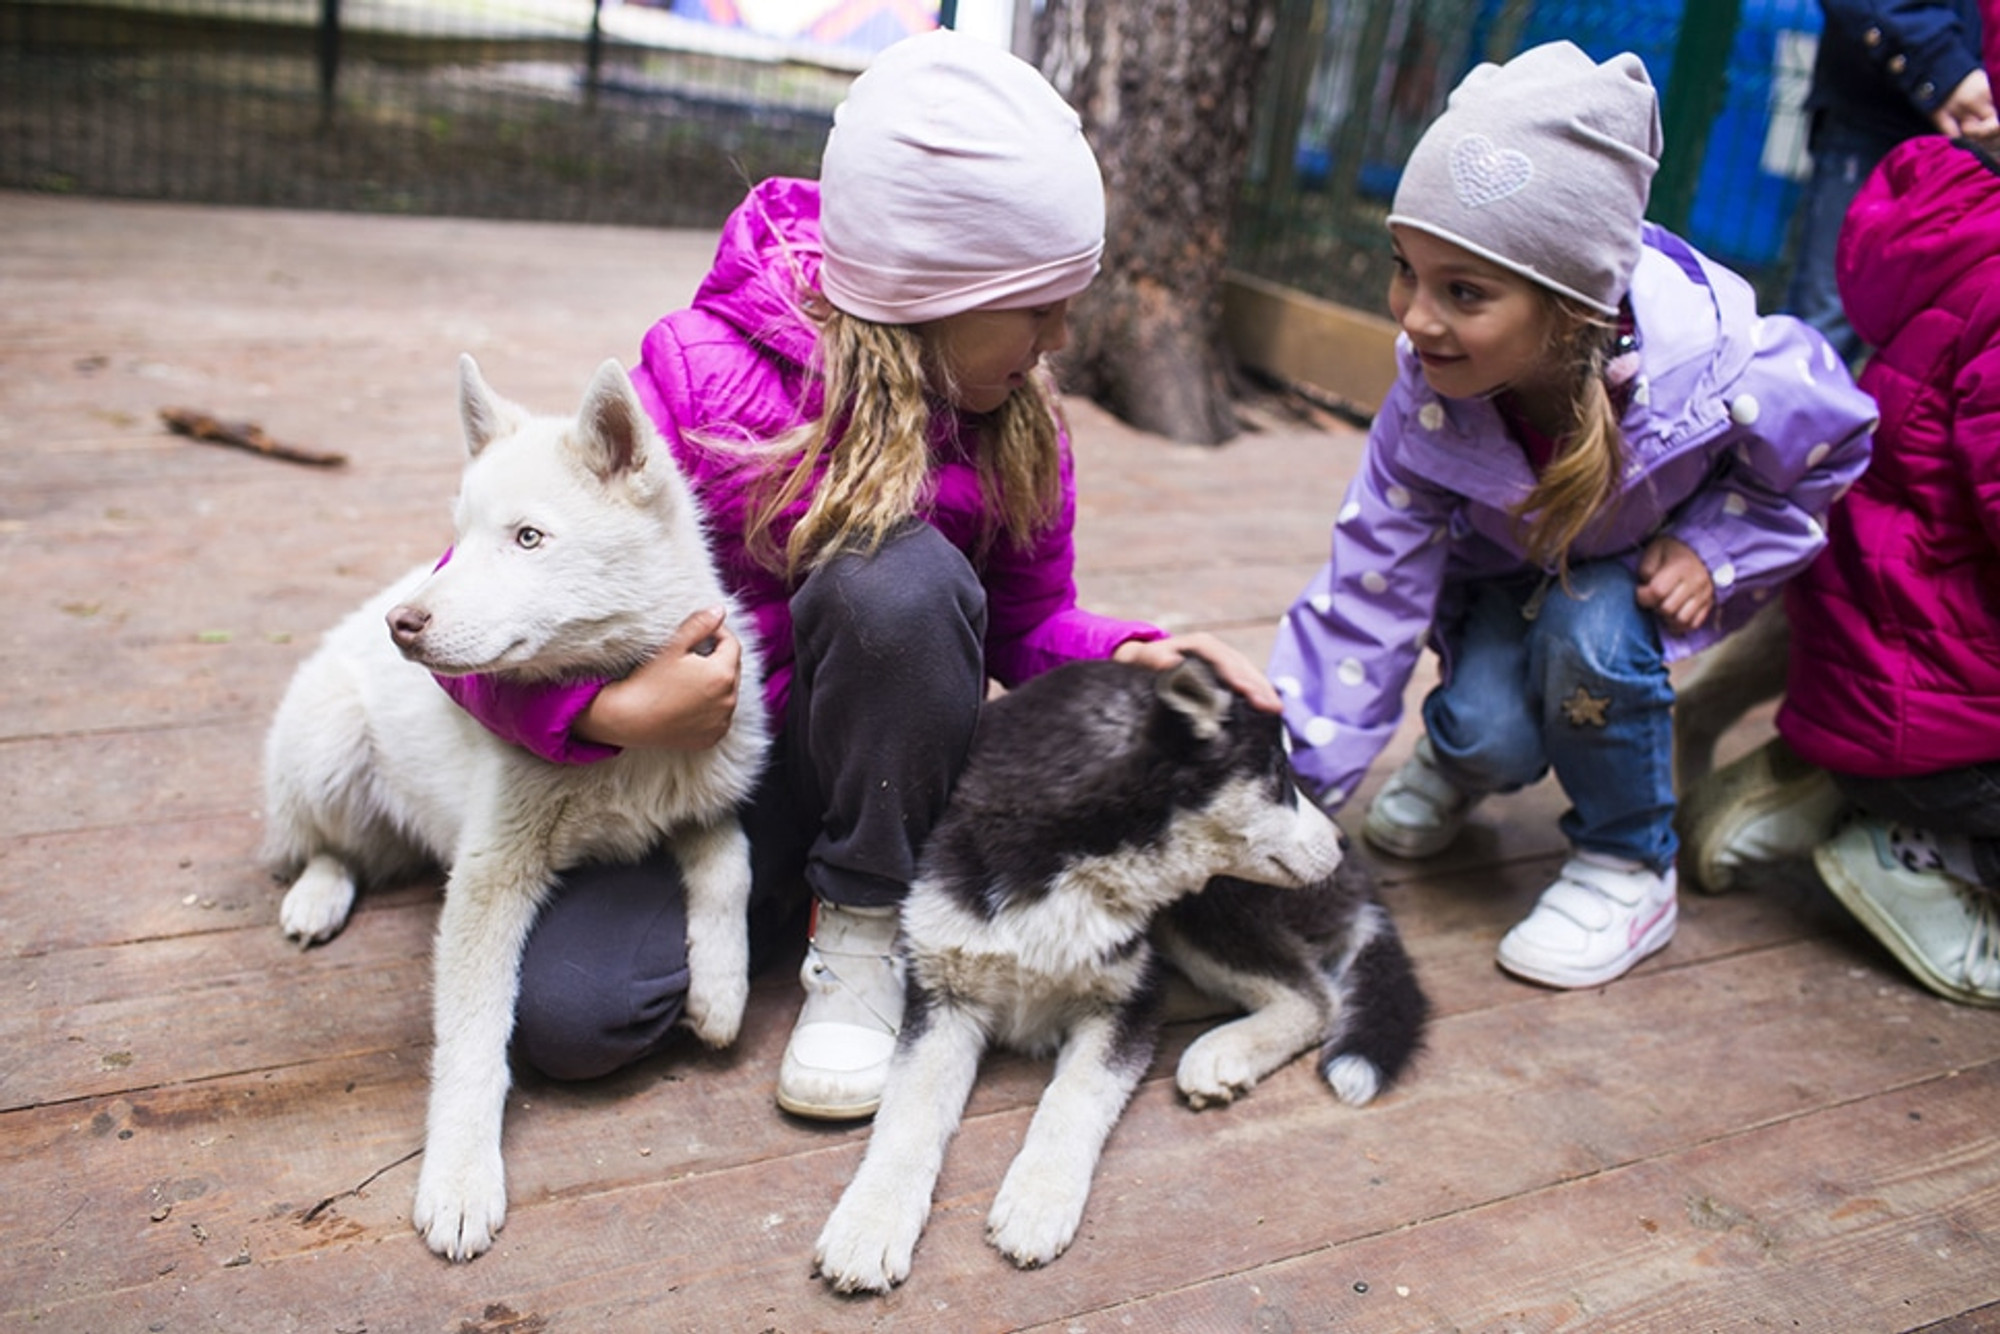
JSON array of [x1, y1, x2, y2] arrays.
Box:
[[1270, 43, 1877, 990]]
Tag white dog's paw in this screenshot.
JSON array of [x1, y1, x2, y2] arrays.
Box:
[[1176, 1028, 1259, 1109], [986, 1162, 1088, 1269], [279, 856, 356, 946], [814, 1178, 927, 1294], [682, 966, 749, 1049], [411, 1143, 507, 1262], [1324, 1053, 1383, 1107]]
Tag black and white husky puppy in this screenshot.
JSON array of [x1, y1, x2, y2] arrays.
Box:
[[813, 657, 1427, 1293]]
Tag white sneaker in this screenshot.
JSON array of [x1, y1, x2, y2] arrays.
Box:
[[1814, 817, 2000, 1008], [1497, 852, 1678, 988], [1363, 736, 1479, 859], [777, 900, 905, 1120]]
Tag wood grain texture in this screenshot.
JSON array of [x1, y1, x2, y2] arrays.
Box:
[[3, 191, 1996, 1333]]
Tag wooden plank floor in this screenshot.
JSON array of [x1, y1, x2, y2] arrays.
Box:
[[4, 191, 1998, 1334]]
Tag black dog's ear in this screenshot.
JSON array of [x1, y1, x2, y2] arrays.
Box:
[[1155, 657, 1230, 741]]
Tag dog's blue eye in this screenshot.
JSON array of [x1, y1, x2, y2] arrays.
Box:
[[516, 527, 543, 549]]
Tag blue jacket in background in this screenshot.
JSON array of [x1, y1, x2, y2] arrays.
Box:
[[1807, 0, 1984, 149]]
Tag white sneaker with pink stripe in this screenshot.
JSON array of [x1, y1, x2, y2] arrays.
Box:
[[1496, 851, 1677, 989]]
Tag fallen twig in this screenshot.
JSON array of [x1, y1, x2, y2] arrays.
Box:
[[160, 407, 348, 468]]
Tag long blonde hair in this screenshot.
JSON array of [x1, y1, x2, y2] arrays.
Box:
[[742, 303, 1065, 582], [1510, 294, 1627, 575]]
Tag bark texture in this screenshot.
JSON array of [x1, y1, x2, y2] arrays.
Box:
[[1035, 0, 1278, 445]]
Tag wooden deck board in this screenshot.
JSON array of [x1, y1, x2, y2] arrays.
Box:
[[5, 191, 1998, 1332]]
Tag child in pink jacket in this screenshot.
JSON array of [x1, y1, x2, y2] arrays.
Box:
[[438, 30, 1273, 1119], [1687, 132, 2000, 1005]]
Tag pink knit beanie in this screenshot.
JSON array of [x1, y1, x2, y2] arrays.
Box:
[[817, 28, 1106, 325]]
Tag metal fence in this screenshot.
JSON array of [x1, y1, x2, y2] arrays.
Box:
[[1, 0, 1814, 311], [1235, 0, 1820, 311], [0, 0, 862, 226]]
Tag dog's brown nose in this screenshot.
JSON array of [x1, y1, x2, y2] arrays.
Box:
[[386, 605, 430, 648]]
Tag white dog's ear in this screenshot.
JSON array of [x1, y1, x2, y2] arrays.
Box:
[[573, 358, 650, 483], [458, 354, 528, 458], [1156, 657, 1230, 741]]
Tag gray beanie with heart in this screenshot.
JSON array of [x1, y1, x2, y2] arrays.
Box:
[[1387, 41, 1662, 315]]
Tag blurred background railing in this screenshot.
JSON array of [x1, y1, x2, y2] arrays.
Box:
[[0, 0, 1817, 318], [1237, 0, 1818, 311]]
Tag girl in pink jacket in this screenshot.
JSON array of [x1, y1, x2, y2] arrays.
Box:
[[1784, 134, 2000, 1005], [440, 30, 1273, 1118], [1690, 134, 2000, 1005]]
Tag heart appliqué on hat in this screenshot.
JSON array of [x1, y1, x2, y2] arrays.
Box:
[[1449, 134, 1533, 208]]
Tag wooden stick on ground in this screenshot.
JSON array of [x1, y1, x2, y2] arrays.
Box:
[[160, 407, 348, 468]]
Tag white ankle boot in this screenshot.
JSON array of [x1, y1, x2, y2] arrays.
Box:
[[777, 900, 905, 1120]]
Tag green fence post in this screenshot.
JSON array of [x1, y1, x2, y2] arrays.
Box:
[[1649, 0, 1744, 233]]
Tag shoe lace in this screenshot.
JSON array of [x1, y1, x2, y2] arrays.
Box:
[[1959, 887, 2000, 994]]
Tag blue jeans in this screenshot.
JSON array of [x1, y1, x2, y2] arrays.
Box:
[[1421, 563, 1676, 872], [1783, 124, 1909, 368]]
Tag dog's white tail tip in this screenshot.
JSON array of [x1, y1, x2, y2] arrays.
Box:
[[1325, 1053, 1383, 1106]]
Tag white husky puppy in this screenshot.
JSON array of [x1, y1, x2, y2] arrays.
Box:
[[261, 355, 767, 1261]]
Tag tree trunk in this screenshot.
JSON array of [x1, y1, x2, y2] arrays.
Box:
[[1034, 0, 1278, 445]]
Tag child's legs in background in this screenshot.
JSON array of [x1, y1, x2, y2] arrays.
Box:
[[1831, 762, 2000, 892], [1528, 561, 1676, 871]]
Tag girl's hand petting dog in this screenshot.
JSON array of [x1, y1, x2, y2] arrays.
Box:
[[577, 606, 744, 750], [1635, 534, 1716, 635], [1114, 632, 1283, 713]]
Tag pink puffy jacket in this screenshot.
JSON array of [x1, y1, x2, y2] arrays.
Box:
[[441, 177, 1160, 763], [1777, 137, 2000, 777]]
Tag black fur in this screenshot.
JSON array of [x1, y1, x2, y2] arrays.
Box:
[[920, 659, 1297, 917], [814, 656, 1428, 1292]]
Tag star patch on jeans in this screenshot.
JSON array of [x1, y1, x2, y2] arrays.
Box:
[[1560, 685, 1611, 727]]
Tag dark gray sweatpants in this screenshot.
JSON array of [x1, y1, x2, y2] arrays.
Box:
[[511, 523, 988, 1080]]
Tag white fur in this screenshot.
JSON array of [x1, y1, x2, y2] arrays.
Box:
[[813, 717, 1346, 1293], [1164, 899, 1392, 1109], [1174, 982, 1328, 1108], [261, 356, 767, 1262]]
